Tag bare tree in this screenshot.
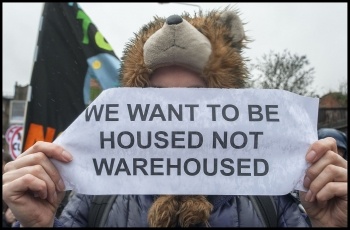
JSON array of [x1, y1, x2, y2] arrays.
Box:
[[338, 79, 348, 96], [247, 50, 316, 96]]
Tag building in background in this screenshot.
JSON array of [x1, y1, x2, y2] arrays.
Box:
[[318, 92, 348, 135]]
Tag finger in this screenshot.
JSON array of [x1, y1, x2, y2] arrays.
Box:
[[17, 141, 72, 163], [3, 165, 57, 204], [304, 166, 347, 202], [315, 182, 348, 207], [4, 152, 66, 192], [306, 137, 337, 163], [305, 164, 347, 188], [3, 174, 48, 203], [304, 182, 348, 209], [304, 151, 347, 188]]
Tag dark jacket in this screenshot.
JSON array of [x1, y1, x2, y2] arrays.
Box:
[[57, 193, 311, 227]]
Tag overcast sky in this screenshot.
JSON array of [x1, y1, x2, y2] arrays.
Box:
[[3, 2, 347, 97]]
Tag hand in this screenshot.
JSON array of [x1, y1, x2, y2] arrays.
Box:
[[299, 137, 347, 227], [2, 141, 73, 227]]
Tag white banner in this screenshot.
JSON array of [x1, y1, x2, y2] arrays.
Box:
[[53, 88, 319, 195]]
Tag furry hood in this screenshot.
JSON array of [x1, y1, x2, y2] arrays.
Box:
[[120, 6, 249, 88]]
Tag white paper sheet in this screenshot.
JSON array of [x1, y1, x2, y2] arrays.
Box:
[[52, 88, 319, 195]]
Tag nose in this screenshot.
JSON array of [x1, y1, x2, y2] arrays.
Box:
[[166, 15, 183, 25]]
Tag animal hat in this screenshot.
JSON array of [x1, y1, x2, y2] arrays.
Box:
[[121, 6, 249, 89]]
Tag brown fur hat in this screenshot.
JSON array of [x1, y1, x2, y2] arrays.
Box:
[[121, 6, 249, 88]]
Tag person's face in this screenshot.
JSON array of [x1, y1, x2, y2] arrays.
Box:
[[150, 66, 206, 88]]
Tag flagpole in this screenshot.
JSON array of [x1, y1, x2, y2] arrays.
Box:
[[20, 3, 45, 153]]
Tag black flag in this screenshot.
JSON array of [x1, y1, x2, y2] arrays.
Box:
[[22, 2, 121, 152]]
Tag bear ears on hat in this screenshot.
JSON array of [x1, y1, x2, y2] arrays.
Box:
[[217, 10, 246, 44]]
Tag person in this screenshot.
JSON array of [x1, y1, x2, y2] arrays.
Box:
[[2, 8, 347, 227], [318, 128, 347, 160]]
